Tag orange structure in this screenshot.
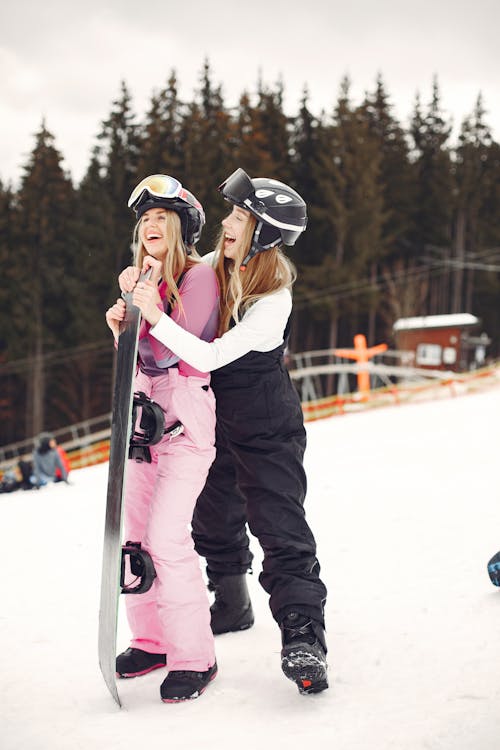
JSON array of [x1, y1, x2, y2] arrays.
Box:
[[334, 334, 388, 399]]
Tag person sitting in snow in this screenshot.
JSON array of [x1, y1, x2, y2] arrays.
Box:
[[33, 433, 69, 488]]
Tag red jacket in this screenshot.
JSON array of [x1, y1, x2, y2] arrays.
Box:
[[55, 446, 71, 479]]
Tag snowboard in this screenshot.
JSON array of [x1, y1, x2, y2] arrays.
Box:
[[98, 283, 144, 707]]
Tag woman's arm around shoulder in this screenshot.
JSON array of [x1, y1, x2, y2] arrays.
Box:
[[149, 287, 292, 372]]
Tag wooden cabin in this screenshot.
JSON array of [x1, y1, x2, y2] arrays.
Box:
[[392, 313, 490, 372]]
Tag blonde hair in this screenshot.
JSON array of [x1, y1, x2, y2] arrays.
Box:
[[132, 209, 200, 315], [215, 214, 296, 335]]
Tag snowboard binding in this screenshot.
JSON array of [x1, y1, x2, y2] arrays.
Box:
[[129, 391, 184, 462], [120, 541, 157, 594]]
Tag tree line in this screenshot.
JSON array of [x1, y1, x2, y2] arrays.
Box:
[[1, 61, 500, 445]]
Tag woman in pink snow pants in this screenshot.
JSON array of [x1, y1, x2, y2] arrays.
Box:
[[105, 174, 219, 702]]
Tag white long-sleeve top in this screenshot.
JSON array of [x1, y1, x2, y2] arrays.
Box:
[[150, 284, 292, 373]]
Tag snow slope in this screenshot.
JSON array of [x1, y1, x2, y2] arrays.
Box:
[[2, 387, 500, 750]]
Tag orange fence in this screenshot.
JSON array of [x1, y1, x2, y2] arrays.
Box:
[[67, 439, 110, 470], [302, 363, 500, 422], [4, 363, 498, 479]]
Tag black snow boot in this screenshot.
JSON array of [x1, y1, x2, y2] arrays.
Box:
[[160, 662, 218, 702], [280, 612, 329, 695], [116, 647, 166, 678], [209, 574, 254, 635]]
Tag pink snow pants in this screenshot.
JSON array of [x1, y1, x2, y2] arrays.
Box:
[[123, 367, 216, 671]]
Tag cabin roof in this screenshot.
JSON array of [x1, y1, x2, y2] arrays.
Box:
[[393, 313, 479, 332]]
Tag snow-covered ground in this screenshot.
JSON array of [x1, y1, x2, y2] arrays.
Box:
[[2, 387, 500, 750]]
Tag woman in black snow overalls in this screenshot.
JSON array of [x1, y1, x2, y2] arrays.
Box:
[[131, 168, 328, 695]]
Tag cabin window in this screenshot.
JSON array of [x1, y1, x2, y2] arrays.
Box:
[[416, 343, 441, 366], [442, 347, 457, 365]]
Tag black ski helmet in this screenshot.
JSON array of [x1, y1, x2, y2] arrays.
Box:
[[218, 168, 307, 267], [128, 174, 205, 247]]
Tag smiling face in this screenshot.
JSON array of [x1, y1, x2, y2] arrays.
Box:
[[221, 205, 253, 261], [139, 207, 171, 260]]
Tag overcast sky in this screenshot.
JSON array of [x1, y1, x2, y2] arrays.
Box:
[[1, 0, 499, 187]]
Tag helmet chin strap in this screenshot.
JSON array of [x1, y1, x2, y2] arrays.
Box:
[[239, 221, 280, 271], [239, 245, 259, 271]]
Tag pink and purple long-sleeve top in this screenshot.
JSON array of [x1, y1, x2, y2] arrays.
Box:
[[137, 262, 219, 378]]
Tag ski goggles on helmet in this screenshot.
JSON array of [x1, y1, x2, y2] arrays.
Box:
[[128, 174, 183, 211]]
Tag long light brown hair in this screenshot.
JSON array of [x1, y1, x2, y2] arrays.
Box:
[[132, 209, 200, 315], [214, 214, 296, 335]]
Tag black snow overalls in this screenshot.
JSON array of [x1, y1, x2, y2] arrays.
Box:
[[191, 326, 327, 626]]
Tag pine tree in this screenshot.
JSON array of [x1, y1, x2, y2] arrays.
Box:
[[288, 89, 325, 351], [73, 148, 116, 330], [327, 80, 383, 309], [453, 94, 492, 311], [138, 71, 184, 177], [178, 60, 233, 252], [455, 96, 500, 352], [362, 75, 424, 333], [15, 121, 78, 438], [255, 76, 291, 179], [96, 81, 141, 274], [409, 77, 454, 313], [233, 78, 291, 180], [292, 77, 385, 360], [232, 91, 269, 173], [0, 180, 21, 444], [0, 180, 15, 356], [61, 148, 117, 425], [363, 74, 416, 260], [290, 87, 320, 205]]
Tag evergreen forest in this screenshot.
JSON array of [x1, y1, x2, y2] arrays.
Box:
[[1, 63, 500, 446]]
